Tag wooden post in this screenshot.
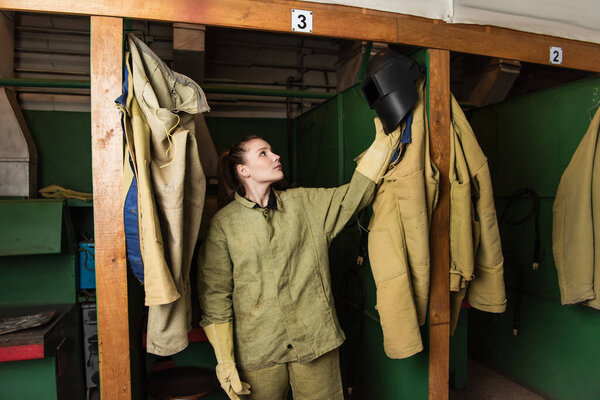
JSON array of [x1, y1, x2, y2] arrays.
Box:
[[428, 49, 451, 400], [90, 16, 131, 400]]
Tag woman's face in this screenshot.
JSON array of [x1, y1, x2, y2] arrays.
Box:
[[237, 138, 284, 185]]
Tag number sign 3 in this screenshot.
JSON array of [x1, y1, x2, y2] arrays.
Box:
[[292, 9, 313, 33]]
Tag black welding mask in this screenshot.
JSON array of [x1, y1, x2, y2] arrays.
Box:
[[362, 49, 421, 134]]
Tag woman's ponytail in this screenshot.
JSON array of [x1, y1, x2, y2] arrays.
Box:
[[216, 135, 261, 208]]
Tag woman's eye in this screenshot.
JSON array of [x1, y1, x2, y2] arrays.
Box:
[[260, 151, 266, 156]]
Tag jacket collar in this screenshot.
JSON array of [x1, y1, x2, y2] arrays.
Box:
[[234, 190, 282, 210], [127, 32, 210, 115]]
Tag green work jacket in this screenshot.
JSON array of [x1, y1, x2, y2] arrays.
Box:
[[199, 172, 375, 371]]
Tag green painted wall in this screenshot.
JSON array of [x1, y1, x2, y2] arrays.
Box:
[[468, 76, 600, 400], [22, 110, 94, 238], [0, 357, 58, 400], [0, 254, 77, 306], [22, 111, 93, 194]]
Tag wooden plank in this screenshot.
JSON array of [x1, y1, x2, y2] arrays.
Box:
[[0, 0, 397, 42], [396, 14, 600, 72], [428, 49, 451, 400], [2, 0, 600, 72], [90, 16, 131, 400]]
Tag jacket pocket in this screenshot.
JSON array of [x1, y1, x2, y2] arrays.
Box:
[[368, 225, 408, 284]]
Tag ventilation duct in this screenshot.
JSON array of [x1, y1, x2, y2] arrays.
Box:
[[0, 87, 37, 197]]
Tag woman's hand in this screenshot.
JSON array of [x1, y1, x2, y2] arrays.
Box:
[[355, 117, 403, 183], [204, 323, 251, 399]]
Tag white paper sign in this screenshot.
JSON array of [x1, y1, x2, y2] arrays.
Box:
[[292, 9, 313, 33], [550, 47, 563, 65]]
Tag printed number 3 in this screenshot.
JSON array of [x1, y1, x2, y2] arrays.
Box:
[[297, 14, 307, 30], [292, 9, 312, 33]]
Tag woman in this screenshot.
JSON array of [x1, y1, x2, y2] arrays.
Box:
[[199, 119, 400, 400]]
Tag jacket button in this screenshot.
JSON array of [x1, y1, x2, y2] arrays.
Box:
[[287, 344, 293, 349]]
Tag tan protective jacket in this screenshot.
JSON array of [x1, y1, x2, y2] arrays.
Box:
[[368, 88, 506, 357], [553, 107, 600, 309], [367, 81, 439, 358], [449, 95, 506, 331], [121, 33, 209, 356]]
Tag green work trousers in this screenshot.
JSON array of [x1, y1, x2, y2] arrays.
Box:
[[238, 349, 343, 400]]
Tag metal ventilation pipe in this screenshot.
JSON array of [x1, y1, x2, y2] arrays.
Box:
[[0, 87, 37, 197]]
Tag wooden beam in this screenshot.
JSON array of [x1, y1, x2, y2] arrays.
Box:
[[0, 0, 397, 42], [90, 16, 131, 400], [395, 14, 598, 72], [428, 49, 451, 400], [1, 0, 600, 72]]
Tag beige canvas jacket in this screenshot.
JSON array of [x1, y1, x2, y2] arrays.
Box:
[[120, 33, 209, 356], [449, 95, 507, 331], [553, 107, 600, 309], [367, 80, 439, 358]]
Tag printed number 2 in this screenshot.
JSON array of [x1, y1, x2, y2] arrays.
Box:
[[550, 47, 563, 65], [291, 9, 312, 33]]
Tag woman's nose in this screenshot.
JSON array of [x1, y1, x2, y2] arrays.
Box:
[[273, 153, 280, 162]]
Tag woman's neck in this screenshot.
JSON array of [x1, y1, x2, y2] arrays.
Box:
[[243, 182, 271, 207]]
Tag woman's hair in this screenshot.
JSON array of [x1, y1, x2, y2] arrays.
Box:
[[217, 135, 260, 207]]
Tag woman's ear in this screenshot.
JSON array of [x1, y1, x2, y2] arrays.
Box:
[[237, 164, 249, 178]]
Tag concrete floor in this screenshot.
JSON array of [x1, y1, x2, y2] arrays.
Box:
[[451, 359, 546, 400]]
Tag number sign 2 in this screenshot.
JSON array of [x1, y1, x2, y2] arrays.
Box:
[[292, 9, 313, 33], [550, 47, 563, 65]]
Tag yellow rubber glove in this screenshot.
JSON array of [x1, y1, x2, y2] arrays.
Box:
[[204, 323, 251, 400], [355, 117, 403, 183]]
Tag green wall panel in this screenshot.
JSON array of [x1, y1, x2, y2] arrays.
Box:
[[469, 76, 600, 400], [0, 254, 77, 306], [340, 87, 377, 182], [475, 78, 600, 197], [294, 99, 340, 187], [0, 200, 64, 255], [470, 294, 600, 399], [22, 110, 93, 194], [0, 357, 58, 400]]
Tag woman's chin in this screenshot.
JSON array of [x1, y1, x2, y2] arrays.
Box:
[[273, 171, 285, 181]]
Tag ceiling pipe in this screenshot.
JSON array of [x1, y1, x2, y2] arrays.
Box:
[[0, 78, 336, 99]]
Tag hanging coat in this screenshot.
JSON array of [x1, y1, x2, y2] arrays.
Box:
[[553, 106, 600, 309], [367, 80, 440, 358], [119, 33, 209, 356], [368, 83, 506, 355], [449, 95, 506, 332]]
